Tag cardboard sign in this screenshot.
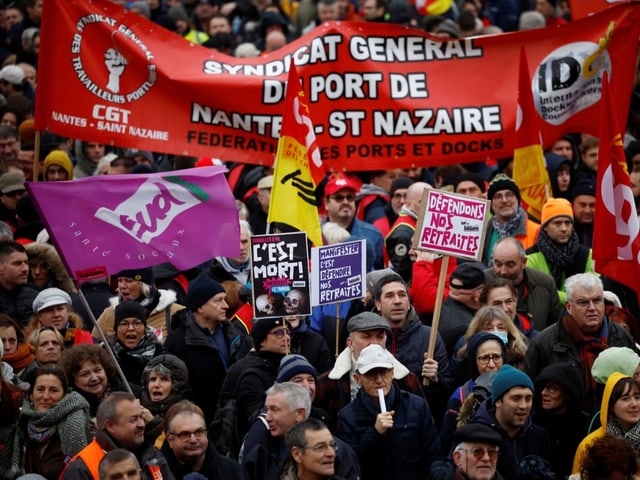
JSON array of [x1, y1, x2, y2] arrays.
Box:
[[311, 239, 366, 306], [251, 232, 310, 319], [413, 190, 490, 261]]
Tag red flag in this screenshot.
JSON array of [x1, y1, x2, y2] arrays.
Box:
[[512, 46, 551, 222], [593, 74, 640, 298], [268, 63, 324, 246]]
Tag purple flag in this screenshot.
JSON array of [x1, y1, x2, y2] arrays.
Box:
[[27, 166, 240, 280]]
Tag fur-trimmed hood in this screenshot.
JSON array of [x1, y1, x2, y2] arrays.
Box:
[[24, 242, 76, 293], [328, 346, 410, 380]]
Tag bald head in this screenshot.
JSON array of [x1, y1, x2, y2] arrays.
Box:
[[405, 182, 430, 213]]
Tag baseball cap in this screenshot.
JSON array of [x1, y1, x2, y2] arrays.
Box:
[[355, 344, 394, 374], [325, 175, 358, 197], [0, 65, 25, 85], [0, 172, 25, 194]]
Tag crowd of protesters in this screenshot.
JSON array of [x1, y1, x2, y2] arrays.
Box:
[[0, 0, 639, 479]]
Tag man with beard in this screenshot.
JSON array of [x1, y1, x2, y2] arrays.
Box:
[[163, 401, 247, 478], [526, 198, 594, 303], [480, 174, 538, 266], [62, 392, 174, 480]]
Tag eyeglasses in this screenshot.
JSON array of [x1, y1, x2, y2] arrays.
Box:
[[330, 193, 355, 203], [542, 383, 560, 394], [461, 447, 499, 460], [169, 428, 207, 442], [269, 328, 291, 338], [571, 296, 604, 308], [118, 320, 145, 330], [476, 354, 503, 365], [302, 441, 338, 453], [492, 191, 516, 201]]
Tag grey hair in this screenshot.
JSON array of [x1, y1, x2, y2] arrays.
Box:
[[266, 382, 311, 419], [96, 392, 137, 429], [493, 236, 526, 259], [565, 273, 603, 302], [239, 219, 253, 237], [322, 222, 350, 245]]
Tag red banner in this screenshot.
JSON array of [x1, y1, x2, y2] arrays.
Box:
[[593, 75, 640, 299], [35, 0, 640, 171], [569, 0, 624, 20]]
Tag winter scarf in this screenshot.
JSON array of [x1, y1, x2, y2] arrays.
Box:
[[491, 205, 524, 238], [3, 342, 35, 372], [113, 329, 159, 365], [607, 417, 640, 453], [563, 314, 608, 406], [0, 391, 90, 479], [535, 230, 580, 289]]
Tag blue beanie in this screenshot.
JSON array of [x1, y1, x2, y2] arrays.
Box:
[[277, 354, 317, 383], [187, 276, 226, 311], [491, 365, 534, 401]]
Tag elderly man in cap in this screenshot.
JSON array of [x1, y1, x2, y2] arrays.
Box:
[[432, 423, 504, 480], [438, 263, 486, 355], [165, 276, 250, 423], [314, 311, 424, 429], [337, 344, 443, 480], [30, 287, 95, 347], [0, 171, 25, 230], [526, 198, 594, 303], [472, 365, 550, 480], [481, 174, 538, 265], [323, 174, 384, 270]]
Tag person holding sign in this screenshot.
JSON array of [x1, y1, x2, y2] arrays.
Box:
[[337, 344, 443, 480], [372, 272, 453, 425]]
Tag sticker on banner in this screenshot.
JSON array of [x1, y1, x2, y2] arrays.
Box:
[[533, 24, 613, 126]]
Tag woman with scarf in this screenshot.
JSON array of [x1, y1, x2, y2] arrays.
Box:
[[573, 373, 640, 475], [60, 343, 135, 418], [139, 354, 190, 446], [92, 267, 184, 344], [0, 314, 36, 384], [0, 365, 90, 480], [451, 306, 528, 380], [109, 301, 164, 389], [441, 332, 507, 454]]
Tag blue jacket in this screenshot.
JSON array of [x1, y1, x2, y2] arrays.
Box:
[[337, 384, 443, 480], [348, 218, 384, 271], [472, 399, 550, 480]]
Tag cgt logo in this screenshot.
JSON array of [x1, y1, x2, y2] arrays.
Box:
[[533, 23, 614, 126], [71, 15, 157, 104]]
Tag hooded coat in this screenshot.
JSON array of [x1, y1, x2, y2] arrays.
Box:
[[572, 372, 640, 474], [140, 354, 191, 444], [532, 362, 590, 477]]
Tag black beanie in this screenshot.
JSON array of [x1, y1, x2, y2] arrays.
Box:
[[487, 173, 521, 202], [187, 276, 226, 311], [114, 300, 146, 329], [390, 177, 413, 196], [252, 318, 290, 351], [116, 267, 154, 286]]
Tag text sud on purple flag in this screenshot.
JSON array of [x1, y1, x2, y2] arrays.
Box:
[[27, 166, 240, 280]]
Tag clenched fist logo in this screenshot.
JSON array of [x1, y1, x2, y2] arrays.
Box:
[[105, 48, 128, 93]]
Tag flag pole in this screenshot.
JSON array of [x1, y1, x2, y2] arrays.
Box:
[[75, 283, 133, 395], [32, 130, 40, 182]]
